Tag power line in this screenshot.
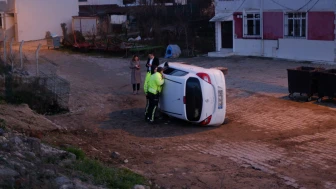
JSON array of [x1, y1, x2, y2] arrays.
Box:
[[235, 0, 247, 13], [270, 0, 316, 11], [307, 0, 321, 12], [296, 0, 314, 11]]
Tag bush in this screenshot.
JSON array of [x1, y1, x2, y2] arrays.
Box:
[[74, 158, 147, 189], [0, 63, 11, 75], [64, 146, 147, 188], [65, 147, 85, 160], [5, 75, 69, 114], [0, 118, 6, 131]]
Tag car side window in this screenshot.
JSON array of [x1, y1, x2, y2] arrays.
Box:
[[163, 67, 188, 76]]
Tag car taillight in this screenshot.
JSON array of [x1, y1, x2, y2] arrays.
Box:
[[183, 96, 186, 104], [200, 115, 212, 125], [196, 73, 211, 84]]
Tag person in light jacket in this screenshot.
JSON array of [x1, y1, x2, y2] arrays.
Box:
[[130, 55, 141, 94], [146, 67, 164, 123]]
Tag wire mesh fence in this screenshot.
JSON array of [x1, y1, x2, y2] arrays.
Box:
[[4, 72, 70, 114], [39, 70, 70, 110], [0, 38, 70, 114]]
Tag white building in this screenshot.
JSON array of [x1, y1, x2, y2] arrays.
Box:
[[0, 0, 79, 42], [208, 0, 336, 63]]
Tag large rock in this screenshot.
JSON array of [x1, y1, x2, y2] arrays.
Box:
[[0, 166, 19, 188], [0, 166, 19, 177], [0, 128, 5, 136], [10, 136, 23, 148], [0, 132, 110, 188], [26, 137, 41, 155], [55, 176, 74, 189]]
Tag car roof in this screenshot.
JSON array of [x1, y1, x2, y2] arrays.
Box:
[[161, 62, 209, 74]]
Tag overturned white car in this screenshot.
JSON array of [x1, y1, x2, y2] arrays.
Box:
[[159, 62, 226, 126]]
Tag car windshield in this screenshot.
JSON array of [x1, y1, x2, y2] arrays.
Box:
[[186, 77, 203, 121]]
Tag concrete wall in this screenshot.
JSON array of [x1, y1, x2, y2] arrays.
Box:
[[16, 0, 79, 42], [79, 0, 123, 6], [215, 0, 336, 12], [234, 38, 335, 62]]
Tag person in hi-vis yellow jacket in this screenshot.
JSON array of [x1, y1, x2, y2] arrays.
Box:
[[145, 67, 164, 123], [143, 71, 152, 121]]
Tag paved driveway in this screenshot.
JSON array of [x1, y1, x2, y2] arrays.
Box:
[[185, 56, 336, 189]]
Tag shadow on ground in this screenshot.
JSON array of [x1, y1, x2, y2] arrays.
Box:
[[100, 108, 217, 138], [227, 79, 288, 95], [279, 94, 336, 108]]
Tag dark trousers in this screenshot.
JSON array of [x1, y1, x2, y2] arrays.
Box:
[[145, 95, 149, 119], [132, 83, 140, 91], [147, 92, 159, 122]]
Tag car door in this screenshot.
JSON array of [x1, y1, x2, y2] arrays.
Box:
[[160, 70, 187, 120]]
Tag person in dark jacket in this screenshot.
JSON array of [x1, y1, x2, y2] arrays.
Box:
[[146, 52, 160, 74]]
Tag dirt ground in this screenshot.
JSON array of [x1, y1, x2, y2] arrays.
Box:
[[2, 41, 336, 189]]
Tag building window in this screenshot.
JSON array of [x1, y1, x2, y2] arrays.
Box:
[[243, 13, 261, 37], [284, 12, 306, 38]]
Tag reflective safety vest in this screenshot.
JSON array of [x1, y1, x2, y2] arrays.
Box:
[[147, 72, 164, 95], [143, 72, 151, 94]]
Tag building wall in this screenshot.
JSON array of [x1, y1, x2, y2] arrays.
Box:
[[15, 0, 79, 42], [232, 11, 335, 62], [214, 0, 336, 62], [79, 0, 123, 6], [215, 0, 336, 12], [234, 38, 335, 62]]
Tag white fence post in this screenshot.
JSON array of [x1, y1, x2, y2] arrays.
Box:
[[19, 40, 24, 69], [35, 44, 42, 76]]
